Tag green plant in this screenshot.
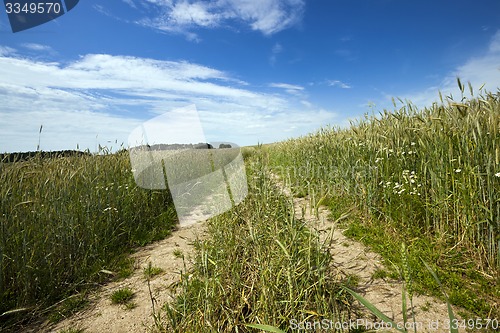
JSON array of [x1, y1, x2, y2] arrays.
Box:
[[48, 294, 89, 323], [172, 249, 184, 258], [372, 268, 388, 280], [143, 262, 164, 279], [343, 259, 458, 333], [110, 288, 135, 305]]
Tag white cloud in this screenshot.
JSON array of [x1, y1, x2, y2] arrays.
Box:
[[328, 80, 352, 89], [0, 51, 336, 152], [130, 0, 304, 38], [269, 82, 305, 96], [21, 43, 54, 52], [170, 1, 220, 27], [272, 43, 283, 54], [269, 82, 303, 91], [489, 30, 500, 53], [122, 0, 136, 8]]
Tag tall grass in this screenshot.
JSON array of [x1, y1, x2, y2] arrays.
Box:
[[161, 146, 351, 332], [270, 83, 499, 270], [0, 150, 176, 325], [268, 83, 499, 316]]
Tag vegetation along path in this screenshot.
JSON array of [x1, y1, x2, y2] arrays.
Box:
[[270, 172, 461, 332], [41, 170, 460, 332], [42, 221, 207, 333]]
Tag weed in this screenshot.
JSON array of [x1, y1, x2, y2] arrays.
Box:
[[372, 268, 388, 280]]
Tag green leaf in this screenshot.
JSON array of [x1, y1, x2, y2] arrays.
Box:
[[274, 238, 290, 260], [402, 283, 408, 331], [421, 259, 458, 333], [343, 286, 406, 333], [244, 323, 286, 333]]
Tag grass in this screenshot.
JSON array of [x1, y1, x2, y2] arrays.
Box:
[[110, 287, 135, 305], [0, 150, 177, 329], [48, 294, 89, 323], [268, 82, 500, 318], [159, 145, 352, 332]]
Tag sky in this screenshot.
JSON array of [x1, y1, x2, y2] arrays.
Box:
[[1, 0, 500, 153]]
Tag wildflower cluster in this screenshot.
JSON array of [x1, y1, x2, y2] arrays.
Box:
[[380, 170, 421, 196]]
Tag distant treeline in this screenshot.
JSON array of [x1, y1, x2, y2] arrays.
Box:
[[131, 143, 233, 151], [0, 150, 92, 163]]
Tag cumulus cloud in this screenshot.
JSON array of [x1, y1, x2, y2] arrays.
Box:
[[0, 51, 336, 152], [128, 0, 304, 38]]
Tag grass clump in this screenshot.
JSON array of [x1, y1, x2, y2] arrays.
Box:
[[110, 287, 135, 305], [172, 249, 183, 258]]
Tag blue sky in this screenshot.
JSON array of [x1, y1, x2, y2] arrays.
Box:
[[1, 0, 500, 152]]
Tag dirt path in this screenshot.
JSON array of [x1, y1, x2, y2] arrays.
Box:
[[270, 173, 461, 332], [35, 171, 460, 333], [40, 220, 207, 333]]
